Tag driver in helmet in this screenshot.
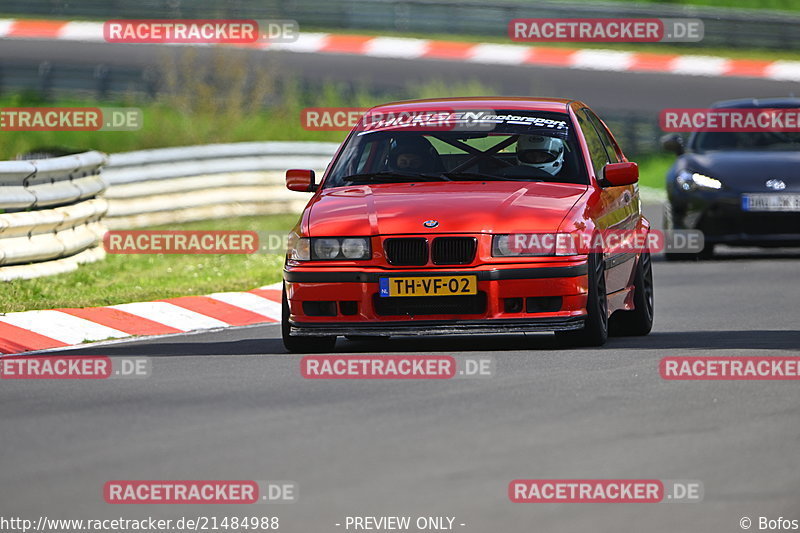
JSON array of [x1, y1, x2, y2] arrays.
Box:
[[516, 135, 565, 176], [388, 137, 442, 174]]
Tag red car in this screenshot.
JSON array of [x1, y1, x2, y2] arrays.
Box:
[[282, 97, 653, 351]]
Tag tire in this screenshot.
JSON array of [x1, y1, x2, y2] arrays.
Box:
[[281, 285, 337, 353], [555, 253, 608, 347], [609, 251, 654, 336]]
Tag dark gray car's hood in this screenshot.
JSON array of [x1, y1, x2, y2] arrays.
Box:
[[680, 151, 800, 192]]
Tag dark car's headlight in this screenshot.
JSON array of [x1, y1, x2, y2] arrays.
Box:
[[290, 237, 371, 261], [676, 169, 722, 191]]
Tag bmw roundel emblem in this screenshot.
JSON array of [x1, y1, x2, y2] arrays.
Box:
[[423, 220, 439, 228], [766, 179, 786, 191]]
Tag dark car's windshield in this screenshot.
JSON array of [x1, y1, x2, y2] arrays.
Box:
[[324, 110, 587, 188], [692, 129, 800, 152]]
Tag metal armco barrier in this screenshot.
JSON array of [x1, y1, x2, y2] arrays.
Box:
[[102, 142, 338, 229], [0, 142, 339, 281], [0, 151, 108, 281]]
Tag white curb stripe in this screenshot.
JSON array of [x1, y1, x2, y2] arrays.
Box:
[[269, 32, 329, 52], [59, 21, 104, 41], [669, 55, 729, 77], [0, 310, 129, 344], [364, 37, 429, 58], [571, 49, 635, 71], [207, 292, 282, 321], [0, 19, 14, 38], [765, 61, 800, 82], [109, 301, 229, 331], [468, 43, 530, 64]]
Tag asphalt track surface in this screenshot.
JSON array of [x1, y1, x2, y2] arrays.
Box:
[[2, 40, 800, 532], [2, 39, 800, 112], [2, 202, 800, 531]]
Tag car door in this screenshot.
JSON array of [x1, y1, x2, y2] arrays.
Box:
[[575, 107, 639, 297]]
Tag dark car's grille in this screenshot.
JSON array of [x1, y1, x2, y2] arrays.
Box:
[[373, 292, 487, 316], [432, 237, 477, 265], [384, 238, 428, 266]]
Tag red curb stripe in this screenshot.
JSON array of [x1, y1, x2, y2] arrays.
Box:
[[0, 322, 67, 354], [8, 20, 68, 38], [628, 52, 681, 72], [422, 40, 475, 60], [526, 47, 578, 66], [58, 307, 182, 336], [320, 34, 372, 54], [162, 296, 275, 326], [723, 59, 771, 78], [248, 289, 282, 302]]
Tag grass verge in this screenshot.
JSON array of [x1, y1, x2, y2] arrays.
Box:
[[1, 214, 298, 313]]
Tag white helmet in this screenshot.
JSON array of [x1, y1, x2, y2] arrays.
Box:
[[516, 135, 565, 176]]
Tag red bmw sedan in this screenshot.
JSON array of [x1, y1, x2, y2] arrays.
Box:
[[282, 97, 653, 351]]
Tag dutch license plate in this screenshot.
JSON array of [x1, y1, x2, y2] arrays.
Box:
[[379, 275, 477, 297], [742, 194, 800, 212]]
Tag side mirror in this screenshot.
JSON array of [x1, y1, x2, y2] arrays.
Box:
[[286, 169, 317, 192], [660, 133, 685, 155], [602, 162, 639, 187]]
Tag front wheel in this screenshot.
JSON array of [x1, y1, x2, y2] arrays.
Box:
[[555, 253, 608, 347], [281, 285, 337, 353], [609, 251, 654, 336]]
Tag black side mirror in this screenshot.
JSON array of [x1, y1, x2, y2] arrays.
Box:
[[661, 133, 685, 156]]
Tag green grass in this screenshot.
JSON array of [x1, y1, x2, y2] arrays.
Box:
[[1, 214, 299, 313], [636, 153, 675, 190]]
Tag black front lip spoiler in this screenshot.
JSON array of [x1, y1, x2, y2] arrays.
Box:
[[284, 264, 587, 284], [289, 316, 585, 337]]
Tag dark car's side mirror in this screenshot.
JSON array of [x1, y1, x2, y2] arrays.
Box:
[[661, 133, 685, 155], [286, 169, 317, 192], [602, 162, 639, 187]]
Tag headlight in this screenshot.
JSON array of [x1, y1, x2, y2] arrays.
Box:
[[313, 238, 341, 259], [288, 236, 310, 261], [676, 170, 722, 191], [341, 238, 369, 259], [290, 237, 371, 261], [492, 233, 580, 257]]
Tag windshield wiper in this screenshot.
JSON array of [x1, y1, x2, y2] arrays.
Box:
[[442, 171, 541, 182], [341, 171, 451, 184]]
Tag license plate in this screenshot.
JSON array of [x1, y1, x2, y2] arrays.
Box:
[[379, 275, 477, 297], [742, 194, 800, 212]]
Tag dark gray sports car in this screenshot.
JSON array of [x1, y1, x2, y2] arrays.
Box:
[[662, 97, 800, 259]]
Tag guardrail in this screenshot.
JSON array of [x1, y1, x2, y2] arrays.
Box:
[[0, 151, 108, 281], [3, 0, 800, 50], [102, 142, 338, 229]]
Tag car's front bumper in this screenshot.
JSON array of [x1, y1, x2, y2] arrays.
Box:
[[284, 261, 589, 336], [669, 189, 800, 246]]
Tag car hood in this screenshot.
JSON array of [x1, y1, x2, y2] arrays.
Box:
[[680, 151, 800, 192], [306, 181, 587, 236]]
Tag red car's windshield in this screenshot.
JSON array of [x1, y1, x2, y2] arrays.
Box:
[[324, 110, 588, 188]]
